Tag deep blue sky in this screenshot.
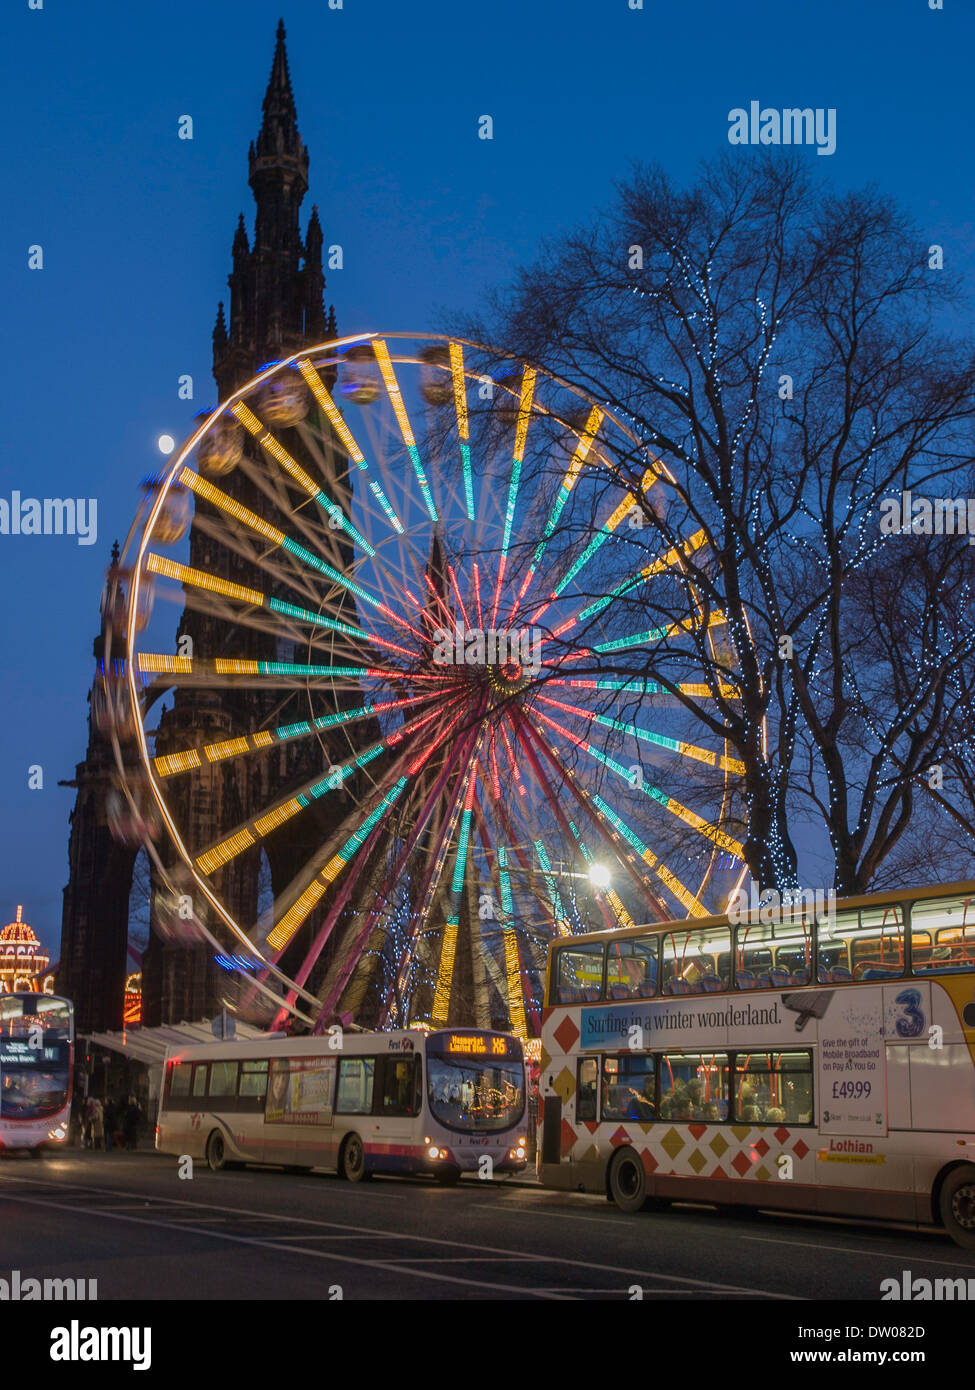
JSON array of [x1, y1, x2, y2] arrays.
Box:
[[1, 0, 971, 954]]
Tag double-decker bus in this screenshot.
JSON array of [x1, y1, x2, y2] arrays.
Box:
[[157, 1027, 528, 1183], [537, 881, 975, 1247], [0, 992, 74, 1155]]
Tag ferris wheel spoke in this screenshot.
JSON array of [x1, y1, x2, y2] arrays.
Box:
[[295, 357, 405, 534], [589, 609, 727, 656], [535, 692, 745, 776], [575, 528, 710, 623], [546, 675, 742, 701], [531, 705, 744, 858], [511, 403, 603, 618], [151, 689, 446, 782], [488, 367, 536, 628], [372, 340, 438, 522], [447, 341, 476, 522], [468, 807, 529, 1037], [189, 698, 463, 881], [532, 465, 659, 624], [429, 760, 481, 1026]]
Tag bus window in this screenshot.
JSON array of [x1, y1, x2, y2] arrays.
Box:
[[659, 1053, 728, 1121], [912, 895, 975, 974], [239, 1060, 269, 1098], [816, 908, 856, 983], [661, 926, 730, 995], [209, 1061, 239, 1098], [601, 1054, 655, 1121], [382, 1057, 418, 1116], [733, 1051, 813, 1125], [577, 1057, 598, 1121], [851, 904, 905, 979], [169, 1063, 191, 1098], [606, 938, 657, 999], [336, 1057, 375, 1114], [191, 1064, 209, 1098], [734, 919, 811, 989], [553, 942, 604, 1003]]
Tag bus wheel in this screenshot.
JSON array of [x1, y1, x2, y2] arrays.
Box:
[[608, 1148, 649, 1213], [939, 1165, 975, 1248], [341, 1134, 371, 1183], [205, 1130, 227, 1172]]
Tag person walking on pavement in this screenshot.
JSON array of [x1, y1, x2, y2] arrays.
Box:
[[102, 1097, 117, 1152], [88, 1096, 104, 1151], [122, 1095, 140, 1151]]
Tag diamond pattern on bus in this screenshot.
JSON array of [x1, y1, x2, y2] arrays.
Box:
[[774, 1126, 790, 1144], [641, 1149, 659, 1176], [731, 1125, 750, 1142], [660, 1127, 685, 1160], [553, 1015, 580, 1054], [731, 1149, 752, 1176], [553, 1066, 575, 1101], [792, 1138, 810, 1159], [609, 1126, 630, 1148], [712, 1164, 729, 1180], [709, 1132, 729, 1158], [560, 1117, 577, 1156], [753, 1136, 770, 1158], [688, 1148, 708, 1174], [689, 1123, 706, 1140], [755, 1164, 771, 1181]]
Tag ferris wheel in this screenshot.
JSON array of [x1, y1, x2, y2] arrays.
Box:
[[104, 333, 748, 1034]]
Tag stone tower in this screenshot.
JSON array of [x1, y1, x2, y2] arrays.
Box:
[[61, 22, 352, 1030]]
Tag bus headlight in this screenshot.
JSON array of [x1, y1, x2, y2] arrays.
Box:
[[48, 1125, 66, 1141], [427, 1145, 440, 1159]]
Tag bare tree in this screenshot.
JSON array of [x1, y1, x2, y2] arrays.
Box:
[[465, 155, 975, 894]]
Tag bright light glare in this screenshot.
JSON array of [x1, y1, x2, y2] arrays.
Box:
[[158, 434, 176, 455], [589, 863, 611, 889]]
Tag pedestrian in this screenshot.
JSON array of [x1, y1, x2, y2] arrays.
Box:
[[89, 1096, 104, 1151], [83, 1095, 98, 1150], [102, 1097, 117, 1152], [123, 1095, 140, 1151]]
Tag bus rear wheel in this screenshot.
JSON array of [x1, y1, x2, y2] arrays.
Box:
[[205, 1130, 227, 1172], [341, 1134, 371, 1183], [609, 1147, 649, 1213], [940, 1165, 975, 1248]]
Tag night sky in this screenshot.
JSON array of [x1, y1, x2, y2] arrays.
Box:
[[1, 0, 971, 953]]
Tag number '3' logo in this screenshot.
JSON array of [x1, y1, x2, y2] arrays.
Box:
[[894, 989, 925, 1038]]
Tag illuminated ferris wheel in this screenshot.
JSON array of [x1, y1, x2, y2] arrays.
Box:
[[105, 333, 747, 1034]]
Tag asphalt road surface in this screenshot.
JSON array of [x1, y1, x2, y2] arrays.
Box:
[[2, 1150, 973, 1301]]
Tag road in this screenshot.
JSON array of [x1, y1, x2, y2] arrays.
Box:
[[2, 1150, 973, 1302]]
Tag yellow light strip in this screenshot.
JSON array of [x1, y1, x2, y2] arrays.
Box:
[[640, 527, 708, 579], [267, 879, 328, 951], [214, 659, 260, 675], [448, 341, 469, 440], [197, 829, 256, 876], [146, 553, 264, 607], [252, 730, 274, 748], [259, 432, 321, 500], [138, 653, 194, 674], [181, 468, 286, 547], [607, 889, 635, 929], [562, 406, 603, 493], [372, 339, 416, 447], [296, 359, 365, 464], [204, 736, 251, 763], [231, 401, 263, 436], [253, 797, 304, 838], [504, 927, 527, 1039], [154, 750, 202, 777], [513, 366, 536, 464], [431, 921, 458, 1025]]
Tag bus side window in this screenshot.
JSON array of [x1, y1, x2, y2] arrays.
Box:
[[191, 1063, 209, 1098], [239, 1060, 268, 1099], [336, 1057, 375, 1115], [577, 1057, 597, 1121], [169, 1063, 191, 1098], [208, 1060, 239, 1099]]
